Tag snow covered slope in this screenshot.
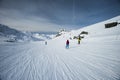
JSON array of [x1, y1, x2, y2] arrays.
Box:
[[65, 16, 120, 39], [0, 24, 54, 42], [0, 16, 120, 80], [0, 24, 27, 42]]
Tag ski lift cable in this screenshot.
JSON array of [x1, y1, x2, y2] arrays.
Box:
[[72, 0, 75, 25]]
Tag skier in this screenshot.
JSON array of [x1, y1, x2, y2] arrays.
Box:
[[78, 35, 81, 44], [66, 40, 69, 49], [45, 41, 47, 45]]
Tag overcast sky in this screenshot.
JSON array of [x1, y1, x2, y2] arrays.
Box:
[[0, 0, 120, 32]]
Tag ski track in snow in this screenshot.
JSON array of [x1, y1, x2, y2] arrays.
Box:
[[0, 37, 120, 80]]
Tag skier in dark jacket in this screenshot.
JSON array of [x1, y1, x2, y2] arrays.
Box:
[[78, 35, 81, 44], [66, 40, 69, 49], [45, 41, 47, 45]]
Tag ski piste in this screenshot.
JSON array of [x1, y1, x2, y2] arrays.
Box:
[[0, 16, 120, 80]]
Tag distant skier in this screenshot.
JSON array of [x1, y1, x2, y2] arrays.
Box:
[[45, 41, 47, 45], [78, 35, 81, 44], [66, 40, 69, 49]]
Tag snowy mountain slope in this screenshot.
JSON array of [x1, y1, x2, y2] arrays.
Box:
[[70, 16, 120, 38], [0, 16, 120, 80], [0, 24, 55, 42], [32, 33, 55, 41], [0, 24, 27, 40], [58, 16, 120, 44]]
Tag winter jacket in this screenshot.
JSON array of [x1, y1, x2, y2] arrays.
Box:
[[66, 40, 69, 45]]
